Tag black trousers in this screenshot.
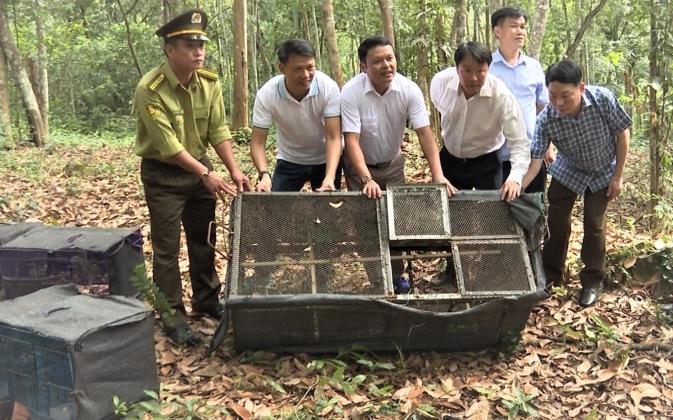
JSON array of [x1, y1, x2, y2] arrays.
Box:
[[439, 147, 502, 190], [140, 157, 221, 325], [502, 160, 547, 193]]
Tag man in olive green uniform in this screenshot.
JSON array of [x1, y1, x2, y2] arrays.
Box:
[[134, 9, 250, 345]]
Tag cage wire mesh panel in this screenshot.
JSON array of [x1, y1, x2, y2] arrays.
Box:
[[386, 185, 450, 241], [231, 193, 391, 297], [453, 239, 535, 295], [448, 198, 519, 238]]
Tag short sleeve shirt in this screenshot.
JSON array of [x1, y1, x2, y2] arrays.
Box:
[[134, 62, 231, 161], [252, 71, 341, 165], [341, 72, 430, 164]]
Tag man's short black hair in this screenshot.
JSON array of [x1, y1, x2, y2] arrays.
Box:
[[277, 38, 315, 64], [545, 59, 582, 86], [358, 36, 393, 63], [491, 6, 528, 28], [454, 42, 492, 67]]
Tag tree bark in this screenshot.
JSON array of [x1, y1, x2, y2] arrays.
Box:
[[528, 0, 549, 59], [310, 1, 322, 68], [416, 0, 429, 103], [34, 0, 48, 137], [322, 0, 344, 87], [449, 0, 467, 52], [564, 0, 609, 58], [377, 0, 395, 48], [648, 0, 661, 230], [233, 0, 249, 129], [434, 12, 449, 66], [0, 8, 45, 146], [0, 48, 12, 146]]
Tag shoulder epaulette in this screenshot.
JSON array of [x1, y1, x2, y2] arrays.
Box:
[[147, 73, 166, 92], [196, 67, 219, 81]]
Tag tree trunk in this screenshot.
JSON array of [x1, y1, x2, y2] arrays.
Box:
[[0, 8, 45, 146], [0, 48, 12, 147], [322, 0, 344, 87], [34, 0, 48, 137], [233, 0, 249, 129], [377, 0, 395, 48], [161, 0, 178, 24], [449, 0, 467, 50], [488, 0, 501, 48], [564, 0, 609, 58], [249, 0, 259, 93], [528, 0, 549, 59], [434, 12, 449, 66], [416, 0, 429, 103], [310, 1, 322, 68], [648, 0, 661, 230]]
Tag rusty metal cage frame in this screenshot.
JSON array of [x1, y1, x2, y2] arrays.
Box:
[[386, 184, 451, 243], [228, 192, 394, 298]]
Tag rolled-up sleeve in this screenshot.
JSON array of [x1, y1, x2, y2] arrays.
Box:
[[502, 93, 531, 184], [531, 112, 551, 160], [135, 86, 185, 159], [207, 81, 232, 146]]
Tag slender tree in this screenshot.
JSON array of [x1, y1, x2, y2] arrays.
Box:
[[377, 0, 395, 48], [528, 0, 549, 59], [0, 8, 45, 146], [322, 0, 344, 87], [233, 0, 249, 128]]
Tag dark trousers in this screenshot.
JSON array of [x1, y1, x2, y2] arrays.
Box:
[[439, 147, 502, 190], [271, 158, 343, 191], [141, 158, 221, 325], [502, 160, 547, 193], [543, 179, 609, 288]]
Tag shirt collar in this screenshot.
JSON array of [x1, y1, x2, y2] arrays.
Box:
[[162, 62, 200, 90], [492, 49, 528, 68], [364, 73, 401, 96], [278, 76, 319, 100]]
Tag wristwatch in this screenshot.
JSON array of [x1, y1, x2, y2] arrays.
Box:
[[360, 175, 371, 184], [259, 170, 270, 181], [200, 169, 211, 182]]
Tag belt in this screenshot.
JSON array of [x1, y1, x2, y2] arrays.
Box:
[[443, 148, 497, 164]]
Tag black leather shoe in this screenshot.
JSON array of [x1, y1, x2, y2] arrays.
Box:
[[166, 323, 202, 346], [579, 287, 599, 307], [192, 302, 225, 319]]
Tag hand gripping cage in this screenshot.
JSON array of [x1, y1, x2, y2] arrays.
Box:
[[211, 188, 547, 353]]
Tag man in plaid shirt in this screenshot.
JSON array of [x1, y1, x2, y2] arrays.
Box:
[[523, 59, 632, 307]]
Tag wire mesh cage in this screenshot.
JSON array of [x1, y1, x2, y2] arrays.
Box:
[[452, 239, 536, 296], [386, 184, 451, 242], [448, 198, 520, 238], [229, 193, 393, 297]]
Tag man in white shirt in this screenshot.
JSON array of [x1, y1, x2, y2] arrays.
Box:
[[250, 38, 342, 191], [341, 36, 453, 200], [430, 41, 530, 202], [341, 36, 452, 291]]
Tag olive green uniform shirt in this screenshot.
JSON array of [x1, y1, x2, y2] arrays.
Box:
[[134, 62, 232, 161]]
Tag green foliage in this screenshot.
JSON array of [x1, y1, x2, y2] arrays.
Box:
[[500, 385, 538, 419], [113, 388, 229, 419], [129, 264, 177, 329]]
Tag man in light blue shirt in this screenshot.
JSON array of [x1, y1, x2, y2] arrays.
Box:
[[490, 6, 549, 193]]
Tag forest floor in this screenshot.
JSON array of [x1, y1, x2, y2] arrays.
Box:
[[1, 131, 672, 419]]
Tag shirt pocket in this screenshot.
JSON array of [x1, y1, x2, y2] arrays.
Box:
[[168, 109, 185, 142], [360, 116, 379, 139], [194, 107, 209, 140]]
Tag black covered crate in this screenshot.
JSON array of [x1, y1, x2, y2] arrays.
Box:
[[0, 226, 144, 299], [0, 285, 158, 420]]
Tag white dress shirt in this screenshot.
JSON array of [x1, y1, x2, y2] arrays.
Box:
[[341, 72, 430, 164], [430, 67, 530, 184], [252, 70, 341, 165]]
